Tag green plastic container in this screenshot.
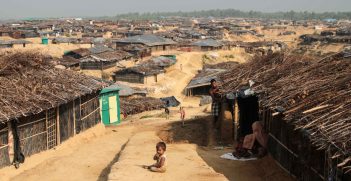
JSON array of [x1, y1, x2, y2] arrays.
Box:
[[41, 37, 49, 45]]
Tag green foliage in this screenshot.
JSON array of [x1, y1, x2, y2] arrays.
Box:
[[105, 9, 351, 20]]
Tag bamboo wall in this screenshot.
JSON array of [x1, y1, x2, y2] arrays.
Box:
[[18, 112, 47, 157], [79, 93, 100, 132], [114, 72, 144, 84], [1, 92, 101, 168], [59, 103, 75, 143], [186, 85, 212, 96], [0, 124, 10, 168], [80, 61, 116, 70], [262, 108, 349, 181]]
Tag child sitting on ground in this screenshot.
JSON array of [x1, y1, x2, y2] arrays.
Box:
[[144, 142, 167, 173]]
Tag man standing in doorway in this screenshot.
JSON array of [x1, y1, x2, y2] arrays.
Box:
[[209, 79, 222, 128]]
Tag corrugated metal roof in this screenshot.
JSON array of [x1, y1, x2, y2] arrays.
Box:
[[185, 69, 226, 89]]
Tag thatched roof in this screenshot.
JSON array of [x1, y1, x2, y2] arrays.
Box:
[[64, 48, 91, 58], [59, 56, 80, 67], [108, 83, 147, 97], [0, 51, 106, 123], [113, 56, 173, 76], [186, 61, 239, 89], [220, 51, 351, 170], [89, 46, 114, 54], [204, 61, 239, 70], [114, 64, 164, 76], [186, 69, 226, 89], [80, 50, 132, 63], [0, 40, 32, 45]]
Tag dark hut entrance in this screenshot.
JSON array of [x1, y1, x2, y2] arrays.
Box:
[[236, 94, 259, 138], [59, 103, 75, 143]]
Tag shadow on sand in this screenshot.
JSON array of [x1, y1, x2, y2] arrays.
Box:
[[97, 139, 129, 181], [156, 116, 295, 181]]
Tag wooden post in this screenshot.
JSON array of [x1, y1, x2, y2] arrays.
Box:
[[56, 107, 60, 145], [73, 101, 76, 136], [234, 100, 239, 141], [8, 121, 14, 163]]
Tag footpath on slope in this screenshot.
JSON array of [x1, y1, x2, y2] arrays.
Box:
[[108, 131, 227, 181]]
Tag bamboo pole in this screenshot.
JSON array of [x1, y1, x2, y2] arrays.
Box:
[[56, 107, 60, 145], [46, 110, 48, 150], [73, 101, 76, 136]]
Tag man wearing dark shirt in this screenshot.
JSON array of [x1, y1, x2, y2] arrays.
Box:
[[209, 79, 222, 127]]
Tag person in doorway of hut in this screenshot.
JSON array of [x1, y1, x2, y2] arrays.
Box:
[[209, 79, 222, 128], [143, 142, 167, 173], [233, 121, 268, 158], [179, 107, 185, 127]]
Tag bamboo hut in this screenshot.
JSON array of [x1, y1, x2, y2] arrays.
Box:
[[80, 50, 132, 70], [112, 56, 175, 85], [0, 52, 106, 168], [218, 51, 351, 180]]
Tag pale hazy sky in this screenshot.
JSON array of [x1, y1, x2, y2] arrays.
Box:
[[0, 0, 350, 19]]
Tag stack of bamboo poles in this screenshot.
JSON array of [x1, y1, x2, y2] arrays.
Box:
[[220, 51, 351, 173]]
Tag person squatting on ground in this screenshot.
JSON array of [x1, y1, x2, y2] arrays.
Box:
[[233, 121, 268, 158], [209, 79, 222, 128], [144, 142, 167, 173]]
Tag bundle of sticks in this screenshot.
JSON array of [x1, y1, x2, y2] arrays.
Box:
[[120, 97, 164, 115], [220, 51, 351, 171]]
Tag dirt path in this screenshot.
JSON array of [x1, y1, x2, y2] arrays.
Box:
[[0, 125, 134, 181], [108, 131, 226, 181]]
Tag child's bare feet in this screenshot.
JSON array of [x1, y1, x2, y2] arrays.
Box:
[[142, 165, 150, 169]]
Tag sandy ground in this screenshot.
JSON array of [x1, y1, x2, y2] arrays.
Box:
[[0, 108, 294, 181], [108, 132, 226, 181], [0, 37, 91, 58], [118, 49, 250, 108]]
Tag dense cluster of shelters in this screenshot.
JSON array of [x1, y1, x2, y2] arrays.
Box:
[[113, 55, 176, 84]]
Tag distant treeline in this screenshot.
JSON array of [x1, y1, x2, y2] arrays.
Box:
[[100, 9, 351, 20]]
